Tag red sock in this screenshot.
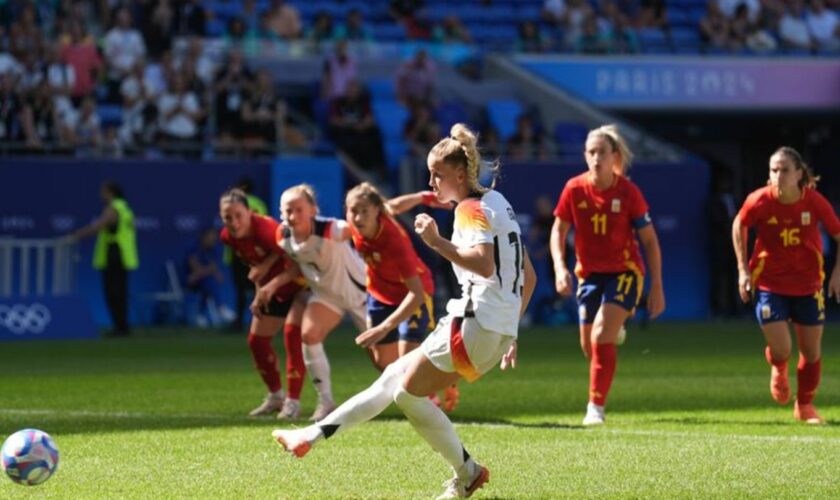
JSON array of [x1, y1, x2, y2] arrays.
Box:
[[589, 343, 617, 406], [797, 355, 821, 405], [283, 324, 306, 400], [764, 346, 788, 370], [247, 333, 282, 394]]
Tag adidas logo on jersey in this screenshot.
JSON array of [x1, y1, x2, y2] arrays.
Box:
[[577, 200, 588, 209], [767, 216, 778, 225]]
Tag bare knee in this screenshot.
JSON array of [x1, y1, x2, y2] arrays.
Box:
[[301, 330, 324, 345], [800, 346, 821, 363]]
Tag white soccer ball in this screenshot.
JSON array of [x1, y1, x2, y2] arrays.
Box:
[[1, 429, 59, 486]]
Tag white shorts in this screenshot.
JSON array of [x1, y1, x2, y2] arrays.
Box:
[[421, 314, 515, 382], [309, 291, 367, 331]]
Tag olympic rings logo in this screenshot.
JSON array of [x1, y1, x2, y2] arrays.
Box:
[[0, 303, 52, 335]]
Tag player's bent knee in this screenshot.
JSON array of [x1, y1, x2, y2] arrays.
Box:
[[301, 330, 326, 345]]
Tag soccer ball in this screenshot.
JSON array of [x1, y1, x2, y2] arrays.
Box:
[[1, 429, 59, 486]]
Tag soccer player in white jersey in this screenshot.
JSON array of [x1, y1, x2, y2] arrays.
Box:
[[254, 184, 367, 421], [271, 123, 537, 500]]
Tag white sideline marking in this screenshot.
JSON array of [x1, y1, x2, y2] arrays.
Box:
[[2, 408, 838, 444], [459, 422, 840, 444], [0, 408, 243, 421]]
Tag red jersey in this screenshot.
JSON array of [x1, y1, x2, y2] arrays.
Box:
[[738, 186, 840, 296], [220, 213, 303, 301], [554, 172, 651, 279], [350, 213, 434, 305]]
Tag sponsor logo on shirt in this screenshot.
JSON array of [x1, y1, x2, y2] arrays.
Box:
[[767, 216, 778, 225], [577, 200, 588, 209]]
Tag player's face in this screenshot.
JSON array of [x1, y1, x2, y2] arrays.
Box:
[[768, 154, 802, 192], [281, 195, 315, 235], [584, 135, 617, 177], [346, 199, 379, 239], [427, 159, 462, 203], [220, 200, 251, 238]]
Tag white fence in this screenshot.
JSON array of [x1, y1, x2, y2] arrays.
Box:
[[0, 238, 77, 297]]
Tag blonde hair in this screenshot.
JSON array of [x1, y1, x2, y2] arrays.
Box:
[[428, 123, 499, 194], [771, 146, 819, 189], [587, 124, 633, 176], [346, 182, 388, 214], [281, 183, 318, 211]]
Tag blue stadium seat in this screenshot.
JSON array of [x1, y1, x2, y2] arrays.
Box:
[[670, 28, 701, 52], [371, 100, 409, 141], [486, 99, 523, 140], [382, 139, 407, 172], [206, 18, 226, 37], [638, 28, 672, 54], [667, 8, 691, 27], [516, 5, 542, 21], [211, 2, 241, 21], [554, 122, 589, 153], [367, 78, 396, 100], [97, 104, 123, 127], [435, 101, 468, 133], [371, 23, 406, 42]]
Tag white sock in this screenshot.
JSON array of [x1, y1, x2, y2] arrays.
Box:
[[393, 386, 474, 480], [303, 342, 333, 403], [311, 357, 408, 443]]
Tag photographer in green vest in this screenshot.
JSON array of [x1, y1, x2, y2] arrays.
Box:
[[70, 181, 138, 336]]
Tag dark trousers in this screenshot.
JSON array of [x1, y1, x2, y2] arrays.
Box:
[[102, 244, 129, 334]]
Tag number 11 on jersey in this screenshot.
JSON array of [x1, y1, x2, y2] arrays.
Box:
[[591, 213, 607, 235]]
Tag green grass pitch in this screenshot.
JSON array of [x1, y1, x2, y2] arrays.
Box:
[[2, 322, 840, 498]]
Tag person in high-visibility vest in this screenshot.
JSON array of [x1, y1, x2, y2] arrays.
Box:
[[70, 181, 138, 336]]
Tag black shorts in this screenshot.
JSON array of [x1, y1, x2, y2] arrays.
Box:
[[263, 297, 293, 318]]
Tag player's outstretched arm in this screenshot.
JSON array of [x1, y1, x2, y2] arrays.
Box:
[[355, 275, 425, 348], [248, 253, 280, 283], [67, 205, 118, 241], [386, 191, 453, 216], [829, 233, 840, 303], [638, 225, 665, 319], [521, 249, 537, 318], [253, 261, 302, 314], [550, 217, 573, 297], [731, 215, 752, 303]]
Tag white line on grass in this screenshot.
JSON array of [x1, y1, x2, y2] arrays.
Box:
[[459, 422, 840, 444], [3, 408, 839, 444], [0, 408, 243, 421]]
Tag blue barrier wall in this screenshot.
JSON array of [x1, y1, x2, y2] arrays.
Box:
[[0, 159, 270, 330], [0, 157, 352, 335], [1, 157, 712, 334]]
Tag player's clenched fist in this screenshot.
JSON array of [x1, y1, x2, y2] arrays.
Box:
[[414, 213, 440, 246]]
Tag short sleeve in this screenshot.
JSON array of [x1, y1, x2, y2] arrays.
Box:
[[553, 184, 573, 222], [628, 183, 652, 229], [389, 232, 419, 280], [813, 191, 840, 237], [330, 219, 350, 241], [738, 191, 762, 227], [253, 216, 280, 252], [454, 198, 493, 246]]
